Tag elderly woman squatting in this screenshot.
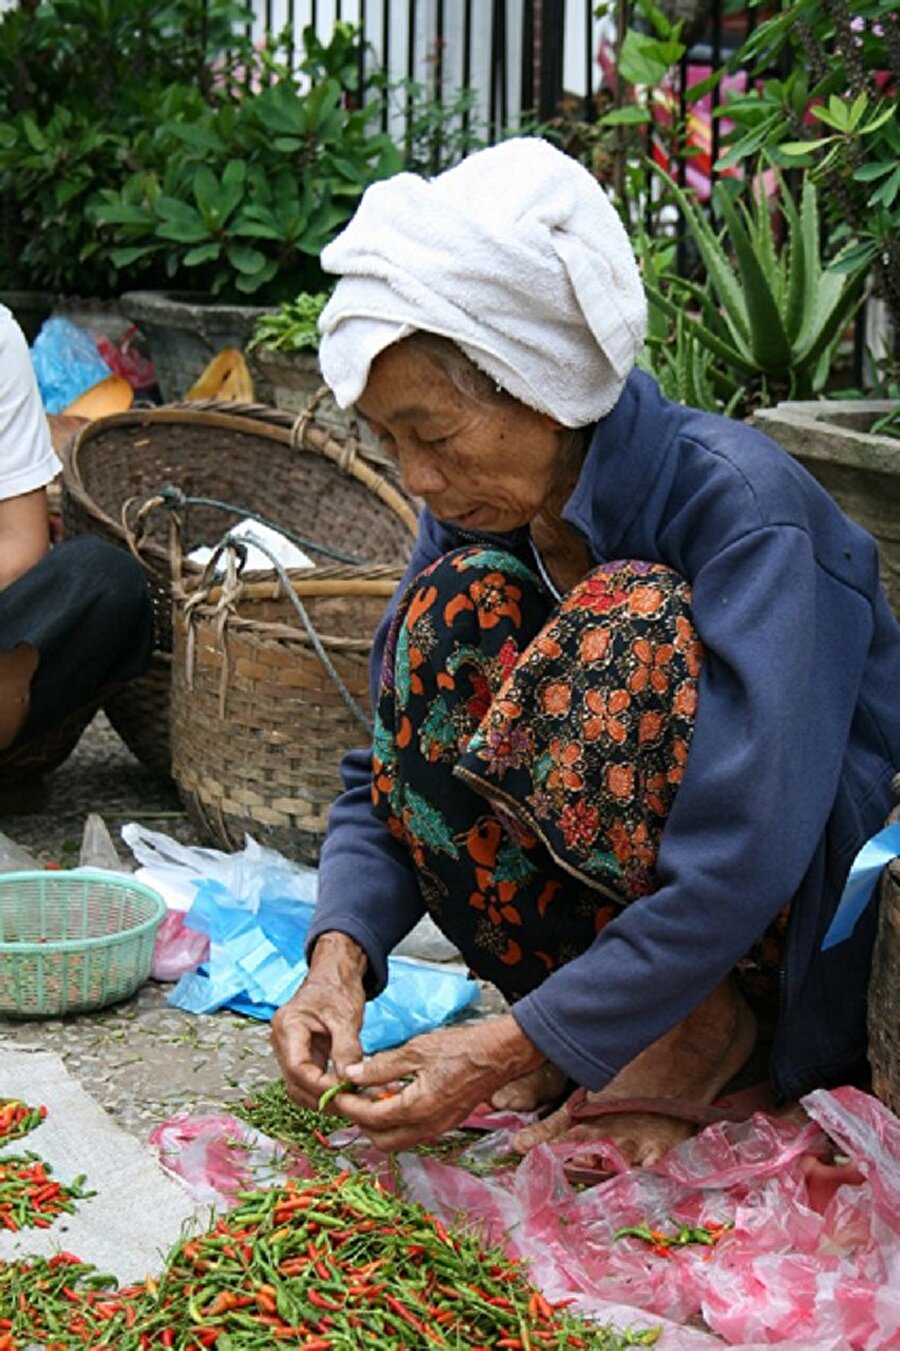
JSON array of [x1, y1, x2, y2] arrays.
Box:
[[271, 139, 900, 1164]]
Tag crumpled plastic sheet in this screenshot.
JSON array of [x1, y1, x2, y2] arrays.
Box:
[[166, 875, 478, 1051], [152, 907, 211, 981], [149, 1086, 900, 1349], [31, 315, 112, 412], [149, 1113, 316, 1207], [122, 823, 478, 1049], [398, 1086, 900, 1350]]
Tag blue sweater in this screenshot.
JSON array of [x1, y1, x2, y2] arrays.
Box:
[[308, 371, 900, 1101]]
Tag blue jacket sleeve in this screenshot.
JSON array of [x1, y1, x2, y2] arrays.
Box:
[[512, 524, 876, 1087], [305, 512, 447, 996]]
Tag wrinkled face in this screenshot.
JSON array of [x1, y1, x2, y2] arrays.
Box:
[[356, 341, 567, 534]]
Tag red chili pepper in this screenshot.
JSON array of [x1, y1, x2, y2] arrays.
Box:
[[307, 1290, 341, 1311], [385, 1292, 445, 1343]]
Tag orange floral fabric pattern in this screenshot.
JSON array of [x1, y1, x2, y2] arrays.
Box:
[[371, 547, 703, 1002], [457, 559, 703, 899]]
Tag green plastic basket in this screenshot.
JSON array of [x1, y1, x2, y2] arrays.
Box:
[[0, 871, 166, 1018]]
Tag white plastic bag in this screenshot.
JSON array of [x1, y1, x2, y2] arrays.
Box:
[[394, 913, 463, 964], [79, 813, 129, 871], [121, 824, 318, 982], [121, 823, 318, 912], [0, 832, 40, 872]]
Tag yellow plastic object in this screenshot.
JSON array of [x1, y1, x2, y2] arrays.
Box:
[[185, 348, 255, 402], [0, 871, 166, 1016], [64, 373, 134, 419]]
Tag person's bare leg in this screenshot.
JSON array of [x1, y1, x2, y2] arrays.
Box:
[[512, 976, 757, 1165], [0, 643, 38, 748]]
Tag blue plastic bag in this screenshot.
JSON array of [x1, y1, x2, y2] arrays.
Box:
[[31, 316, 111, 413], [169, 877, 478, 1052]]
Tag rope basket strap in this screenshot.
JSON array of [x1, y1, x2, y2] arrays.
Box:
[[60, 393, 416, 782], [172, 523, 403, 732]]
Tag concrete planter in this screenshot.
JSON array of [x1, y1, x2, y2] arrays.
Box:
[[753, 399, 900, 616], [249, 344, 356, 436], [120, 291, 272, 402], [248, 345, 323, 413]]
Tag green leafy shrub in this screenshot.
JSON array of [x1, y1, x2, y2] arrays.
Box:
[[0, 11, 400, 302], [248, 291, 331, 353], [0, 0, 258, 293], [717, 0, 900, 353], [89, 27, 402, 303]]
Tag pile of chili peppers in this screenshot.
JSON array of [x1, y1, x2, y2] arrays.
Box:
[[236, 1079, 493, 1176], [0, 1172, 661, 1349], [0, 1102, 46, 1146], [234, 1083, 341, 1177], [0, 1155, 93, 1233]]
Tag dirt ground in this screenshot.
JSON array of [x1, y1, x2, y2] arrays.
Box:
[[0, 714, 500, 1141]]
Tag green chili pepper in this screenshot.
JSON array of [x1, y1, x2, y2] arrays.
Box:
[[317, 1079, 353, 1112]]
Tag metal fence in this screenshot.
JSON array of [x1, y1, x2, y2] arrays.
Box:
[[254, 0, 874, 381], [248, 2, 755, 164]]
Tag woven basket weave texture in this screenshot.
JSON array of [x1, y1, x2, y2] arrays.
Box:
[[868, 857, 900, 1115], [61, 403, 416, 778], [171, 564, 399, 863], [0, 871, 166, 1017]]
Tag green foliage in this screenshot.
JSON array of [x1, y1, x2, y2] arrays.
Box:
[[0, 105, 126, 295], [90, 37, 402, 302], [639, 166, 869, 413], [717, 0, 900, 343], [0, 0, 254, 123], [0, 0, 257, 293], [247, 291, 331, 352], [637, 235, 745, 416], [0, 11, 400, 302]]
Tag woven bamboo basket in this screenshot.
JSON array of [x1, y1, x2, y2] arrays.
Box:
[[60, 400, 417, 778], [170, 551, 400, 863], [867, 780, 900, 1114]]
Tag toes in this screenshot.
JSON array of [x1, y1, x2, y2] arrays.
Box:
[[491, 1063, 568, 1113], [490, 1085, 524, 1111], [511, 1105, 569, 1152]]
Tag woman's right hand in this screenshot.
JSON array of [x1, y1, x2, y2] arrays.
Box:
[[270, 931, 368, 1109]]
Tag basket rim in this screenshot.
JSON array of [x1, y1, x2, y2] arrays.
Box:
[[0, 870, 167, 955], [60, 402, 419, 567]]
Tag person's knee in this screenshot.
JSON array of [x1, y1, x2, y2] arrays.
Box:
[[407, 545, 546, 643], [65, 536, 151, 620]]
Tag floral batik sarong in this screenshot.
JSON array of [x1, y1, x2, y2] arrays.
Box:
[[371, 545, 709, 1004]]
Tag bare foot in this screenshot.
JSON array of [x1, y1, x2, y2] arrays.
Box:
[[489, 1061, 568, 1112], [0, 643, 38, 749], [511, 977, 757, 1167]]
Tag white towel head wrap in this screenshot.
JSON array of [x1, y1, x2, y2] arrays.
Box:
[[317, 137, 646, 428]]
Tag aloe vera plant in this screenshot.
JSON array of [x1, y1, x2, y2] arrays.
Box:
[[644, 167, 869, 407]]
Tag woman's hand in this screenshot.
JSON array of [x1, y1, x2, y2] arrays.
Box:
[[324, 1015, 546, 1152], [270, 932, 368, 1110]]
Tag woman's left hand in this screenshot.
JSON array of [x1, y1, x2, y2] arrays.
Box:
[[325, 1015, 545, 1152]]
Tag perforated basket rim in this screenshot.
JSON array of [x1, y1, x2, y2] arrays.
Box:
[[0, 870, 167, 956]]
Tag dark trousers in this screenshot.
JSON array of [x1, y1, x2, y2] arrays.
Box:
[[0, 535, 153, 761]]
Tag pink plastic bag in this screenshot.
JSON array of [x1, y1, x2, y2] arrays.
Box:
[[149, 1113, 314, 1206], [397, 1090, 900, 1349], [94, 326, 156, 392], [151, 908, 209, 981], [151, 1089, 900, 1349]]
